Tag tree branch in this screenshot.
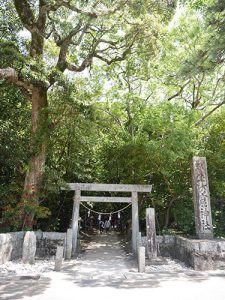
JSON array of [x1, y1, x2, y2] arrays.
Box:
[[43, 0, 97, 18], [93, 47, 132, 65], [14, 0, 46, 57], [13, 0, 36, 32], [48, 1, 136, 83], [211, 75, 224, 101], [67, 56, 93, 72], [66, 41, 131, 73], [44, 0, 128, 18], [99, 39, 119, 46], [48, 22, 84, 83], [97, 0, 129, 16], [0, 68, 18, 82], [97, 108, 125, 129], [37, 0, 48, 33], [195, 99, 225, 126], [63, 28, 135, 77], [167, 80, 190, 101], [0, 67, 31, 98]]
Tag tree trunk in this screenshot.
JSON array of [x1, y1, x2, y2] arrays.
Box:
[[21, 85, 48, 229], [164, 197, 176, 229]]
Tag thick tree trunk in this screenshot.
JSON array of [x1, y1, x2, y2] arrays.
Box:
[[21, 85, 48, 229]]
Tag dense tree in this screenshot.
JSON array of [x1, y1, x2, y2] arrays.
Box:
[[0, 0, 173, 228], [1, 0, 225, 236]]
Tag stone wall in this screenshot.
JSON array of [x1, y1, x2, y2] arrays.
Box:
[[141, 235, 176, 258], [35, 231, 66, 258], [142, 235, 225, 271], [0, 231, 66, 264], [0, 232, 25, 264], [175, 236, 225, 271]]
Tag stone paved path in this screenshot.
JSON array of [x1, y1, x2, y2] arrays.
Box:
[[1, 231, 225, 300]]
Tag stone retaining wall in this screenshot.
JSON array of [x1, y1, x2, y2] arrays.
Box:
[[0, 232, 25, 264], [142, 235, 225, 271], [141, 235, 176, 258], [175, 236, 225, 271], [0, 231, 66, 264], [35, 231, 66, 259]]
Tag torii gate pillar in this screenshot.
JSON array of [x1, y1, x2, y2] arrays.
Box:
[[132, 191, 139, 253], [71, 189, 80, 255]]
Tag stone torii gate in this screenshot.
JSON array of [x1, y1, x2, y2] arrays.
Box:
[[67, 183, 152, 255]]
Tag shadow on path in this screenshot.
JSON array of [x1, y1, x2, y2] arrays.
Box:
[[0, 276, 51, 300]]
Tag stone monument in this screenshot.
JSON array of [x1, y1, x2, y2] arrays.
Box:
[[146, 208, 157, 258], [54, 246, 64, 271], [138, 246, 145, 273], [65, 228, 72, 260], [22, 231, 36, 264], [191, 156, 213, 239]]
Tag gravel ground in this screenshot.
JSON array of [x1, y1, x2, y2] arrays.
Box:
[[0, 256, 190, 277], [145, 257, 190, 272], [0, 259, 55, 276]]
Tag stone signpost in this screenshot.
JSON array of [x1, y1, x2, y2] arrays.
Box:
[[138, 246, 145, 273], [22, 231, 36, 264], [54, 246, 64, 271], [146, 208, 157, 258], [65, 228, 72, 260], [191, 156, 213, 239], [137, 231, 142, 249]]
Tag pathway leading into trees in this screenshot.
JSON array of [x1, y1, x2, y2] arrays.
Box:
[[73, 230, 136, 285], [1, 231, 225, 300]]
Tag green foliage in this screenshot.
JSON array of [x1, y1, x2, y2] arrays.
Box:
[[1, 0, 225, 237], [0, 1, 22, 40], [200, 109, 225, 237], [2, 198, 50, 232], [0, 40, 25, 69], [0, 86, 28, 230]]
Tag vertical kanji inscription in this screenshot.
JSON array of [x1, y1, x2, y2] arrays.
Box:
[[191, 157, 213, 239]]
